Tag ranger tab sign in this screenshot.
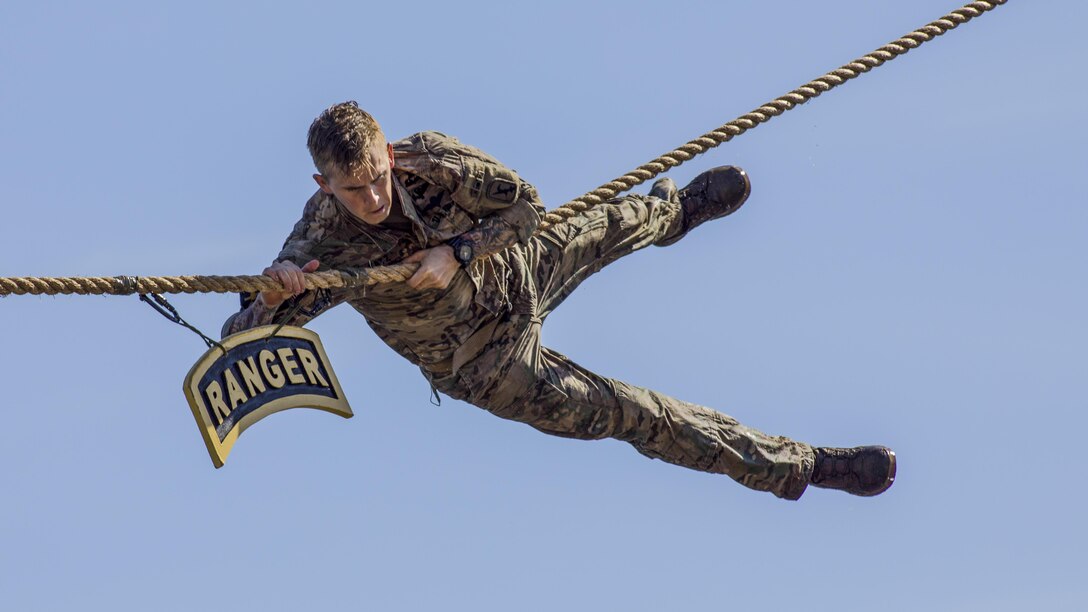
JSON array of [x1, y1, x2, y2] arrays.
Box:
[[183, 325, 352, 468]]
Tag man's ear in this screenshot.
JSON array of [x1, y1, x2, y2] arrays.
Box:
[[313, 173, 333, 194], [387, 142, 395, 169]]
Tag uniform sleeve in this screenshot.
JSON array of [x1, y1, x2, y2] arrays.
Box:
[[220, 192, 348, 337], [394, 132, 546, 256], [455, 181, 543, 258], [220, 287, 348, 338]]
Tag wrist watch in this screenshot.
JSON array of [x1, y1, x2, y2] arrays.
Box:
[[448, 237, 474, 267]]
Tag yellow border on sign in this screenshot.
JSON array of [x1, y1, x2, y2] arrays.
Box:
[[182, 325, 353, 468]]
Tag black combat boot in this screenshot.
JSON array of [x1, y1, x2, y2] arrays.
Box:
[[809, 446, 897, 497], [654, 166, 751, 246], [649, 177, 678, 202]]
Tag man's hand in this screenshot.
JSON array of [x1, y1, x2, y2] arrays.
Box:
[[260, 259, 320, 308], [404, 245, 460, 290]]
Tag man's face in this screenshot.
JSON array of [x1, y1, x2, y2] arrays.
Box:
[[314, 142, 395, 226]]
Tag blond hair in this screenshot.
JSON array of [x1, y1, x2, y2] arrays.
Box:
[[306, 101, 384, 177]]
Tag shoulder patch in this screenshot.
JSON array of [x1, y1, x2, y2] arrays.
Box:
[[486, 178, 518, 204]]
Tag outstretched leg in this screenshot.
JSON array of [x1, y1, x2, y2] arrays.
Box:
[[525, 166, 751, 319], [466, 330, 815, 500]]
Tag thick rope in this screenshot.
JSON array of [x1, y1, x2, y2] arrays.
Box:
[[0, 270, 388, 296], [0, 0, 1007, 297]]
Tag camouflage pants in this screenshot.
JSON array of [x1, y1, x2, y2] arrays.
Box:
[[436, 193, 815, 500]]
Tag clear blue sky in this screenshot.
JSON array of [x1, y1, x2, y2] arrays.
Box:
[[2, 1, 1085, 610]]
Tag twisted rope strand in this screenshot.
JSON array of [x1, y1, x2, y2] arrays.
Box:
[[0, 267, 416, 296], [0, 0, 1007, 297]]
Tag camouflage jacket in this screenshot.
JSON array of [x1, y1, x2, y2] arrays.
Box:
[[222, 131, 545, 375]]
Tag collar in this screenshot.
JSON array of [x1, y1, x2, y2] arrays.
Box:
[[391, 171, 428, 245]]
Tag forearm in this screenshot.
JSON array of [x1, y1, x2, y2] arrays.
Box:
[[454, 189, 542, 258], [222, 282, 341, 338], [221, 294, 279, 338]]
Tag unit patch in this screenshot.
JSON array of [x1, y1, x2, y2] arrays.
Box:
[[486, 178, 518, 203]]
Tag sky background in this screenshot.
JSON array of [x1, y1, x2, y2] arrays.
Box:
[[1, 1, 1085, 610]]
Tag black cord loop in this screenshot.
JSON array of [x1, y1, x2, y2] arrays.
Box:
[[139, 293, 226, 355]]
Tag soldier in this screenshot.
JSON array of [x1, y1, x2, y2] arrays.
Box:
[[223, 101, 896, 500]]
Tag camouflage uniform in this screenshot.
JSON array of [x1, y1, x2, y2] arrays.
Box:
[[224, 131, 815, 499]]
